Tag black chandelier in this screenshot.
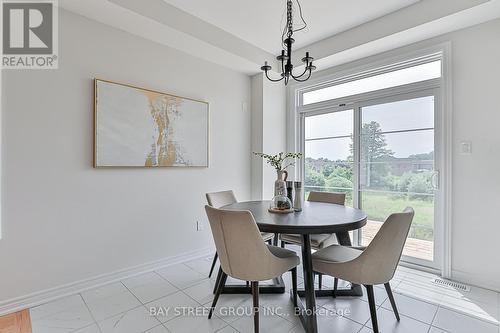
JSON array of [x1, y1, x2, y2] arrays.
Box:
[[260, 0, 316, 85]]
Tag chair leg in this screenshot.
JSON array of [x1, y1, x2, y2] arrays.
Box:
[[280, 240, 285, 248], [365, 285, 379, 333], [251, 281, 260, 333], [209, 272, 227, 319], [384, 282, 400, 321], [291, 267, 298, 308], [318, 273, 322, 290], [267, 239, 272, 245], [208, 252, 218, 278], [333, 277, 338, 298], [246, 281, 250, 288], [213, 267, 222, 294]]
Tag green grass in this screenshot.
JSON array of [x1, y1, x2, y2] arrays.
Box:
[[361, 191, 434, 241], [305, 188, 434, 241]]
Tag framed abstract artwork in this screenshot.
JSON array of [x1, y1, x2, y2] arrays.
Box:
[[94, 79, 209, 167]]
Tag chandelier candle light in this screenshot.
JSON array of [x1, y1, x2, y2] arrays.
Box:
[[260, 0, 316, 85]]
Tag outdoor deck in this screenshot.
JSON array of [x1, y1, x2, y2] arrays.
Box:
[[361, 220, 434, 261]]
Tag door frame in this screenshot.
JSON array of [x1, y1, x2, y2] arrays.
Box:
[[290, 44, 452, 276], [354, 88, 443, 270]]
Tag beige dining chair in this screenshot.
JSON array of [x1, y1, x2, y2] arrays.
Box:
[[280, 191, 346, 289], [312, 207, 415, 333], [205, 206, 300, 333], [206, 190, 274, 278]]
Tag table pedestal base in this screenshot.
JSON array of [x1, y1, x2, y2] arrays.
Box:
[[297, 284, 363, 298], [291, 290, 309, 330]]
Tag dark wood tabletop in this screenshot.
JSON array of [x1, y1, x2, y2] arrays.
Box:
[[222, 200, 367, 234]]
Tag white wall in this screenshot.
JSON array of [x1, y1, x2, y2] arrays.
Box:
[[250, 75, 264, 200], [250, 74, 286, 200], [444, 18, 500, 290], [288, 18, 500, 291], [262, 78, 287, 199], [0, 9, 251, 301]]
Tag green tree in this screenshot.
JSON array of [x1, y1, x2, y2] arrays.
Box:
[[397, 172, 414, 192], [326, 175, 353, 202], [353, 121, 394, 189], [322, 165, 335, 177], [305, 163, 326, 188], [408, 172, 434, 200], [360, 121, 394, 161]]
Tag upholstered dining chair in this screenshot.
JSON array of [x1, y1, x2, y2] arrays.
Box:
[[312, 207, 415, 333], [280, 191, 346, 289], [206, 190, 274, 278], [205, 206, 300, 333]]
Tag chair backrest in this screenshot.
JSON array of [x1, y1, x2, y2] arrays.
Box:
[[206, 190, 237, 208], [308, 191, 346, 205], [204, 205, 281, 281], [357, 207, 414, 284]]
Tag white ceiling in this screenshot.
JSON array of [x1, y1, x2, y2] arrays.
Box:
[[161, 0, 420, 54], [60, 0, 499, 74]]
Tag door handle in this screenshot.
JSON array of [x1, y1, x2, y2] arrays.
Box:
[[431, 170, 439, 190]]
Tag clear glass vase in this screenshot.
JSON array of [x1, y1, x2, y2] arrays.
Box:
[[269, 193, 292, 211]]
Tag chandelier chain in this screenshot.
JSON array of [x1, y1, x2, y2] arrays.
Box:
[[287, 0, 293, 38]]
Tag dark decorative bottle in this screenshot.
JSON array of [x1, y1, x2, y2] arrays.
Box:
[[286, 181, 294, 207]]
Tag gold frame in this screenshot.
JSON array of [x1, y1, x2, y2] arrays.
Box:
[[93, 78, 210, 168]]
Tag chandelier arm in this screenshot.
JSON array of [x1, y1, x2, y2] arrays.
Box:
[[292, 70, 312, 82], [264, 70, 285, 82], [291, 66, 310, 80]]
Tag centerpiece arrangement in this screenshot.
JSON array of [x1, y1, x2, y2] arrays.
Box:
[[253, 152, 302, 213]]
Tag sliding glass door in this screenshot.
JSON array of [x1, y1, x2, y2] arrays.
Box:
[[358, 92, 439, 266], [303, 90, 441, 269]]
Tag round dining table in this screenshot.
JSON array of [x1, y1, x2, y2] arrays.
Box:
[[222, 200, 368, 333]]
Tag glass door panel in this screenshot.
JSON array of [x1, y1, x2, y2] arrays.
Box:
[[359, 95, 437, 264], [304, 109, 354, 207]]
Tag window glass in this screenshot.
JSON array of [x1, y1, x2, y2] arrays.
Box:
[[305, 110, 353, 140], [362, 96, 434, 133], [303, 61, 441, 105], [305, 137, 352, 162], [360, 130, 434, 162]]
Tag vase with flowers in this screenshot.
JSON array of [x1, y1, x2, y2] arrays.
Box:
[[253, 152, 302, 198]]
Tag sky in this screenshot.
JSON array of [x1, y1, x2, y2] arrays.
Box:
[[305, 96, 435, 161], [303, 60, 441, 105]]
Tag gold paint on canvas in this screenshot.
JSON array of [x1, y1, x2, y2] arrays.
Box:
[[143, 91, 183, 166]]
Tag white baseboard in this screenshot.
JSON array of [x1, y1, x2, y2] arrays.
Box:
[[0, 247, 212, 316], [452, 270, 500, 292]]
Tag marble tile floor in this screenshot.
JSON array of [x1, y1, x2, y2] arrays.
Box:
[[28, 253, 499, 333]]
